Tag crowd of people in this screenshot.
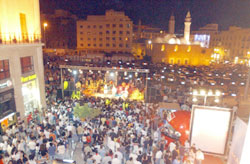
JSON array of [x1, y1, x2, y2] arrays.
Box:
[[0, 95, 205, 164], [44, 54, 246, 108]]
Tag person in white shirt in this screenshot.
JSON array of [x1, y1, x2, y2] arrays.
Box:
[[184, 140, 190, 152], [57, 142, 66, 157], [112, 155, 121, 164], [114, 150, 123, 161], [93, 153, 102, 164], [155, 150, 162, 164], [44, 129, 50, 139], [28, 140, 36, 154], [195, 149, 204, 164], [169, 142, 176, 153]]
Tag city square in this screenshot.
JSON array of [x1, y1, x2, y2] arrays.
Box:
[[0, 0, 250, 164]]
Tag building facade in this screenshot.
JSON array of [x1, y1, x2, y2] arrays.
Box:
[[77, 10, 133, 54], [0, 0, 46, 127], [210, 26, 250, 59], [41, 9, 78, 50], [149, 44, 212, 66]]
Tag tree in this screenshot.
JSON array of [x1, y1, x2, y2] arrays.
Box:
[[73, 103, 101, 120]]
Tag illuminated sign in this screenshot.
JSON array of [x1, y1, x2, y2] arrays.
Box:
[[21, 74, 37, 83], [0, 80, 12, 89], [194, 34, 210, 48]]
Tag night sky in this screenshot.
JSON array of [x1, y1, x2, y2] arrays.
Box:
[[40, 0, 250, 32]]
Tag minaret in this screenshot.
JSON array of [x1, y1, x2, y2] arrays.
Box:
[[168, 13, 175, 34], [184, 11, 191, 42]]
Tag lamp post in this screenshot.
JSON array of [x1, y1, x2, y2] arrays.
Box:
[[192, 89, 221, 106], [43, 22, 48, 48]]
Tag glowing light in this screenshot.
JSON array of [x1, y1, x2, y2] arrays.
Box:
[[232, 82, 235, 85], [110, 72, 114, 77], [208, 91, 213, 96], [193, 97, 198, 102], [43, 22, 48, 27], [200, 90, 206, 96], [148, 40, 152, 44], [231, 93, 237, 97], [234, 57, 239, 64], [187, 46, 191, 52], [215, 99, 219, 103], [73, 70, 77, 75], [193, 90, 198, 96], [215, 91, 221, 96], [174, 45, 178, 52], [161, 44, 165, 51]]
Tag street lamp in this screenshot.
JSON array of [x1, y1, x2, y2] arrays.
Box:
[[43, 22, 48, 48], [192, 89, 221, 105]]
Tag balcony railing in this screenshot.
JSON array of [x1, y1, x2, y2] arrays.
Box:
[[0, 33, 42, 45]]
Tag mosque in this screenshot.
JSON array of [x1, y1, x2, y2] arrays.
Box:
[[147, 12, 212, 66]]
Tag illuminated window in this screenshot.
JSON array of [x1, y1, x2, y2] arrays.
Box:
[[187, 46, 191, 52], [169, 58, 174, 64], [177, 59, 181, 64], [20, 13, 28, 38], [161, 45, 165, 51], [20, 56, 33, 74], [0, 60, 10, 80]]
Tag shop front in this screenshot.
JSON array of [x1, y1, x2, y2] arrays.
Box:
[[0, 80, 17, 133], [21, 74, 41, 115]]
